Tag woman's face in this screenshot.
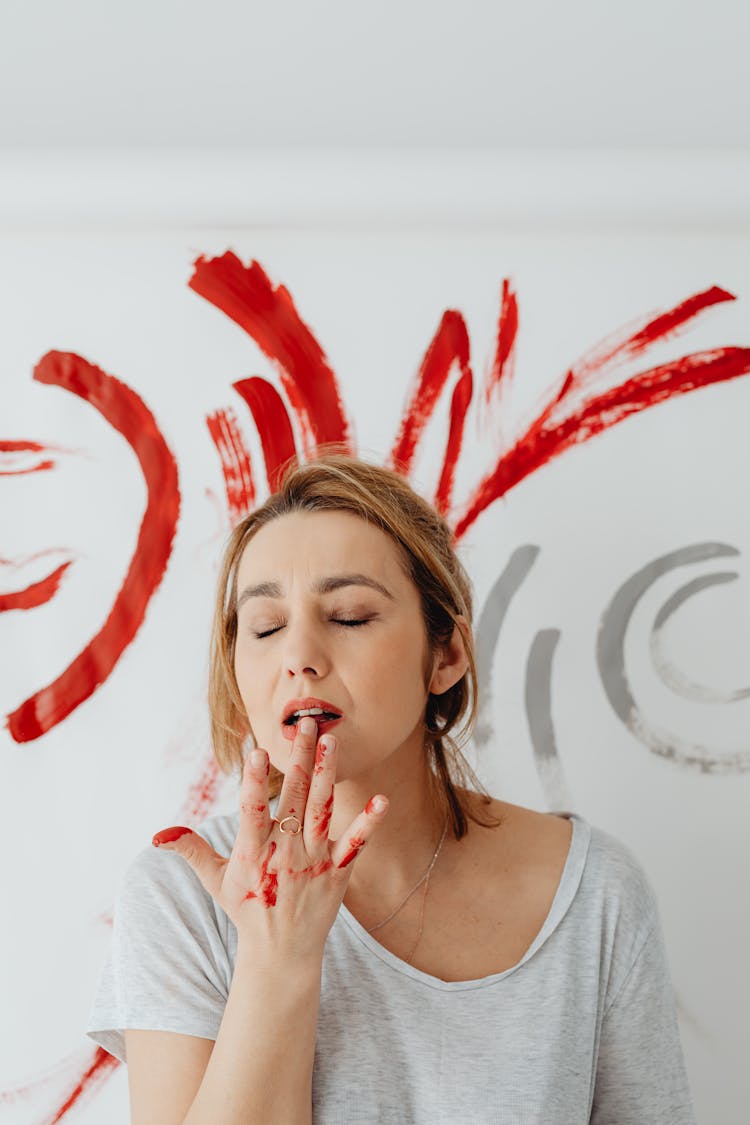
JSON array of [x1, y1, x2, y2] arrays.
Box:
[[233, 509, 439, 781]]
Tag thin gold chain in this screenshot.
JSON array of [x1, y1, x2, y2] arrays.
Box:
[[365, 819, 449, 940]]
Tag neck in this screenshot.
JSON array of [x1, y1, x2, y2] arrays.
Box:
[[329, 743, 449, 903]]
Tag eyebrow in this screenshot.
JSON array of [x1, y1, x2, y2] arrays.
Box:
[[237, 573, 395, 610]]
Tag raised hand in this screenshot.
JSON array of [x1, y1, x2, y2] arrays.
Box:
[[152, 716, 389, 960]]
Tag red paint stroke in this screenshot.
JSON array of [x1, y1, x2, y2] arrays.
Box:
[[0, 440, 56, 474], [179, 754, 222, 823], [152, 825, 193, 846], [0, 560, 72, 612], [48, 1047, 120, 1124], [389, 311, 471, 474], [455, 345, 750, 539], [434, 367, 473, 516], [483, 279, 518, 409], [314, 791, 333, 838], [245, 840, 279, 906], [6, 351, 180, 742], [189, 252, 352, 457], [233, 377, 297, 492], [547, 285, 735, 408], [338, 834, 366, 868], [206, 407, 255, 525]]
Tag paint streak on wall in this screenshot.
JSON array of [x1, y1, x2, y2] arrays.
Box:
[[6, 351, 181, 743]]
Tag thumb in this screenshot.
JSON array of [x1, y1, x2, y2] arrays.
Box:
[[152, 825, 227, 900]]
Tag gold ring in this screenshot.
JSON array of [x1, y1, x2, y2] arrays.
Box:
[[277, 815, 303, 835]]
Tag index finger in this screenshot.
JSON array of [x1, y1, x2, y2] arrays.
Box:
[[233, 748, 272, 859]]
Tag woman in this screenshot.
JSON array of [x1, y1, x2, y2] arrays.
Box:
[[86, 453, 697, 1124]]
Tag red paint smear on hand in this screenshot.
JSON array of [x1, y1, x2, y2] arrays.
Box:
[[338, 834, 366, 868], [245, 840, 279, 906], [313, 791, 333, 838], [0, 560, 73, 612], [6, 351, 180, 742], [152, 826, 193, 846], [206, 406, 255, 524], [233, 377, 296, 492], [189, 252, 352, 457]]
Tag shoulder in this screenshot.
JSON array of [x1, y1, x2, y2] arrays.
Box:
[[461, 792, 574, 876], [117, 811, 240, 922], [462, 792, 657, 921]]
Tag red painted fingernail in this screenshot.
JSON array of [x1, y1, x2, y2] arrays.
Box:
[[152, 826, 192, 847]]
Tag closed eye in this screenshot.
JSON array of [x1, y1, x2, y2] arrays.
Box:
[[253, 618, 372, 640]]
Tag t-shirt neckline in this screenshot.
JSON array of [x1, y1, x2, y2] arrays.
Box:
[[336, 811, 591, 992]]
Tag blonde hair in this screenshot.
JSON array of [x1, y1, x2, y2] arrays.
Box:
[[209, 449, 502, 839]]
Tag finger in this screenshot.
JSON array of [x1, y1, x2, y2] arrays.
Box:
[[304, 733, 337, 855], [152, 826, 228, 900], [234, 747, 272, 857], [276, 715, 318, 828], [331, 795, 389, 870]]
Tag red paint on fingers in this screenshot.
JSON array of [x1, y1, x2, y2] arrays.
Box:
[[245, 840, 279, 906], [152, 826, 193, 846], [314, 791, 334, 838], [338, 834, 366, 868]]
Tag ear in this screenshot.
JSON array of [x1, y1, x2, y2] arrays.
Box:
[[428, 614, 470, 696]]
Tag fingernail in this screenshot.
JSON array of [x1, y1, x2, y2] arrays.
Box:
[[152, 826, 192, 847], [320, 734, 335, 753], [368, 796, 387, 814], [250, 749, 266, 769], [299, 716, 317, 735]]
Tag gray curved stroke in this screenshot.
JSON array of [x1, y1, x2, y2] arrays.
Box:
[[474, 545, 539, 750], [597, 542, 750, 774], [651, 571, 750, 703], [525, 629, 574, 814]]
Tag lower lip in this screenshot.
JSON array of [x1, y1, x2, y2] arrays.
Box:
[[281, 715, 343, 741]]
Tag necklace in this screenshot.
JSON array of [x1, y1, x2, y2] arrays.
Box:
[[365, 818, 449, 964]]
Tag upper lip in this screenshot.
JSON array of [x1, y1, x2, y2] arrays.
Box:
[[282, 697, 344, 724]]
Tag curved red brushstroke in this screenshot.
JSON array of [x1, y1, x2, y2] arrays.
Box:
[[206, 407, 255, 525], [454, 345, 750, 539], [6, 352, 180, 742], [483, 279, 518, 408], [47, 1047, 120, 1124], [434, 367, 473, 516], [547, 285, 735, 409], [233, 377, 297, 492], [0, 440, 56, 474], [389, 311, 471, 473], [0, 560, 72, 612], [189, 252, 352, 456]]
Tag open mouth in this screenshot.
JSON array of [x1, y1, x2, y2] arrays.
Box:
[[283, 709, 342, 727]]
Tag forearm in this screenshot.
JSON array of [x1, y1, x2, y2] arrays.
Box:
[[183, 943, 322, 1125]]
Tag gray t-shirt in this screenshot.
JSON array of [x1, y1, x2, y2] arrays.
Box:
[[86, 799, 697, 1124]]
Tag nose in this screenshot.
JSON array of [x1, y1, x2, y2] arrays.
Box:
[[282, 615, 331, 680]]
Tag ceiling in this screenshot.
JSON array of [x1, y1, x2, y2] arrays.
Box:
[[1, 0, 748, 150]]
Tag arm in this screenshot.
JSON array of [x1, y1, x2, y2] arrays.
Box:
[[124, 719, 388, 1124], [590, 922, 697, 1125], [125, 949, 322, 1125]]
